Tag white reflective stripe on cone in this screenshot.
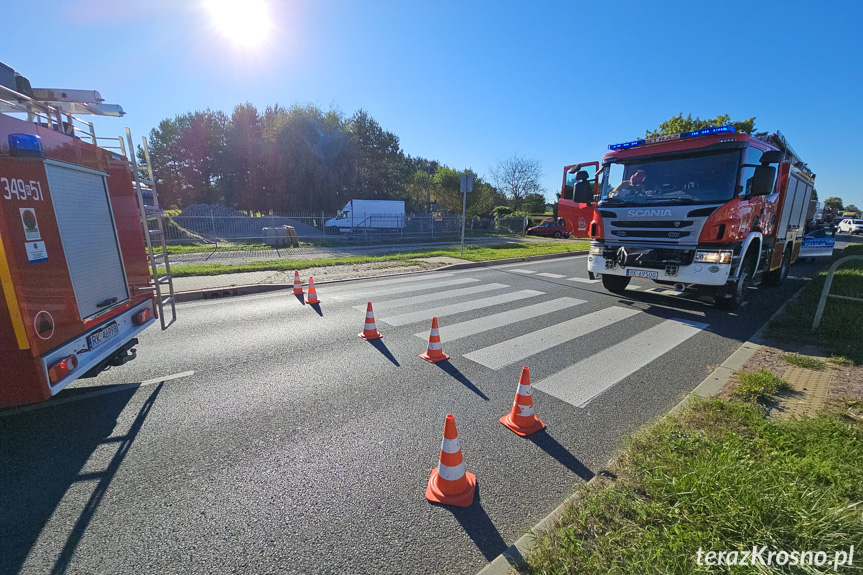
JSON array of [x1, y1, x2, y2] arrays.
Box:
[[437, 461, 466, 481], [516, 403, 535, 417], [427, 342, 442, 350], [440, 437, 461, 454], [366, 311, 374, 318], [516, 384, 532, 396], [364, 322, 377, 329], [430, 329, 440, 337]]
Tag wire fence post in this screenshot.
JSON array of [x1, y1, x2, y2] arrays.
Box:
[[811, 255, 863, 330]]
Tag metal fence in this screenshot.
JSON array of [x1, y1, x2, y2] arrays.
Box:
[[154, 209, 535, 246]]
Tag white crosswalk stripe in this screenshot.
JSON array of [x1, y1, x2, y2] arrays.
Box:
[[464, 306, 640, 369], [378, 290, 544, 326], [533, 318, 709, 408], [537, 272, 565, 278], [413, 297, 587, 342], [567, 277, 599, 283], [507, 269, 537, 274], [330, 277, 477, 300], [352, 283, 509, 311]]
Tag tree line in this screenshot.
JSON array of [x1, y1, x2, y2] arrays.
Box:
[[140, 103, 549, 216]]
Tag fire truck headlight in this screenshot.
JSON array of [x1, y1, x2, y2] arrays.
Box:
[[695, 250, 733, 264], [589, 244, 604, 255]]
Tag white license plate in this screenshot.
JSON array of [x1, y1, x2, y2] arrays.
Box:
[[87, 322, 119, 350], [626, 269, 659, 279]]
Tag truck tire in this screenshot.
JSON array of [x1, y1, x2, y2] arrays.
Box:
[[601, 274, 630, 294], [764, 248, 790, 286], [714, 265, 752, 310]]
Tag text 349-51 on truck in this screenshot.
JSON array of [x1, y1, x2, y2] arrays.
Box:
[[0, 62, 175, 408], [558, 126, 815, 309]]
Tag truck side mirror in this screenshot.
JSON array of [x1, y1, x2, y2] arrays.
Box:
[[760, 150, 783, 164], [750, 165, 776, 196]]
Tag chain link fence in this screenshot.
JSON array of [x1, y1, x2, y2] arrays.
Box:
[[153, 208, 535, 247]]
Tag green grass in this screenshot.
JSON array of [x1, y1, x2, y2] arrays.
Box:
[[524, 399, 863, 575], [829, 356, 854, 367], [158, 243, 272, 255], [733, 369, 791, 401], [166, 241, 589, 277], [767, 244, 863, 364], [780, 353, 827, 371]]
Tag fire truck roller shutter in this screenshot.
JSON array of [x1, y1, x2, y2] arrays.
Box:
[[45, 161, 129, 319]]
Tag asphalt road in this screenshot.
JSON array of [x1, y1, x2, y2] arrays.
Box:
[[1, 255, 816, 575]]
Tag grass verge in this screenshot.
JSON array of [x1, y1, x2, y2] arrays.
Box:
[[166, 242, 589, 277], [767, 244, 863, 364], [781, 352, 827, 371], [733, 369, 791, 401], [524, 398, 863, 575]]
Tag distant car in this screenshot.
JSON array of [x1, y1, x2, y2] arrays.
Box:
[[838, 219, 863, 234], [526, 220, 571, 238]]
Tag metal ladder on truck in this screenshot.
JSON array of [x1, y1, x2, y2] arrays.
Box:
[[125, 128, 177, 330]]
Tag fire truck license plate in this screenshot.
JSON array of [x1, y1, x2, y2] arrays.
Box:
[[87, 322, 119, 350], [626, 269, 659, 279]]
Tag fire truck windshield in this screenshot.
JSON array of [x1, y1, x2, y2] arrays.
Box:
[[600, 150, 740, 206]]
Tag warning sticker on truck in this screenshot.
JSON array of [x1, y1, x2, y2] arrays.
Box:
[[26, 241, 48, 263], [20, 208, 41, 241]]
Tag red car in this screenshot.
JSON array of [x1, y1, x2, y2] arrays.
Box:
[[526, 220, 571, 238]]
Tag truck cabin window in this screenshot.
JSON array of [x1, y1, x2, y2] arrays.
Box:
[[601, 151, 740, 206]]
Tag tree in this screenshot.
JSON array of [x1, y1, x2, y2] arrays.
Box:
[[489, 155, 544, 211], [845, 204, 859, 215], [824, 197, 844, 211], [522, 192, 547, 214], [645, 113, 756, 138]]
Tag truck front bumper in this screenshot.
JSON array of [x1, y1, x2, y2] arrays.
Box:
[[588, 254, 732, 286]]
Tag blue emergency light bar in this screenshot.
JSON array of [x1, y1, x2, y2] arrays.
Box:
[[8, 133, 44, 158], [608, 125, 736, 151]]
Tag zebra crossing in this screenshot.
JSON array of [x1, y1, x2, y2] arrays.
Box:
[[328, 266, 710, 408]]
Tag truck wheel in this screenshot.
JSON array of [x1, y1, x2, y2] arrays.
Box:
[[763, 249, 790, 286], [714, 266, 752, 310], [601, 274, 631, 294]]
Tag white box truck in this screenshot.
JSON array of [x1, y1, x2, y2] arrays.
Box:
[[325, 199, 405, 234]]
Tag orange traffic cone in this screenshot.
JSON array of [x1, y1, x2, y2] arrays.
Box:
[[500, 366, 546, 436], [426, 414, 476, 507], [306, 277, 321, 304], [358, 302, 382, 340], [292, 270, 304, 295], [419, 317, 449, 363]]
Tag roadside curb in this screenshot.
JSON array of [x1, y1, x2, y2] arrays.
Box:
[[172, 251, 587, 302], [476, 287, 803, 575]]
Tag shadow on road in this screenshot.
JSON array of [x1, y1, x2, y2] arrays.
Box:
[[0, 383, 162, 575], [367, 338, 400, 366], [527, 431, 595, 482], [443, 485, 508, 561], [309, 302, 323, 316], [294, 294, 306, 306], [435, 361, 489, 400]]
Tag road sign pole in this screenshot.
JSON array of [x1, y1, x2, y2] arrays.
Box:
[[461, 187, 467, 257], [459, 173, 474, 257]]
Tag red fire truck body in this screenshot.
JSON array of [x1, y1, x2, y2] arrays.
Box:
[[0, 69, 168, 408], [560, 126, 815, 308]]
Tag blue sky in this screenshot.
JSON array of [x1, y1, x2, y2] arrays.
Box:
[[5, 0, 863, 209]]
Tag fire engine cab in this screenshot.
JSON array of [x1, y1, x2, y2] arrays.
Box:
[[0, 63, 175, 408], [560, 126, 815, 309]]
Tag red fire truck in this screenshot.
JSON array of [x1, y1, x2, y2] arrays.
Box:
[[0, 63, 175, 408], [559, 126, 815, 309]]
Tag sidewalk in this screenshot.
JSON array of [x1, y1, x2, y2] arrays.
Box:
[[170, 256, 471, 295]]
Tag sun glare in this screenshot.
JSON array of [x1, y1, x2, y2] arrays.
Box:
[[205, 0, 273, 48]]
